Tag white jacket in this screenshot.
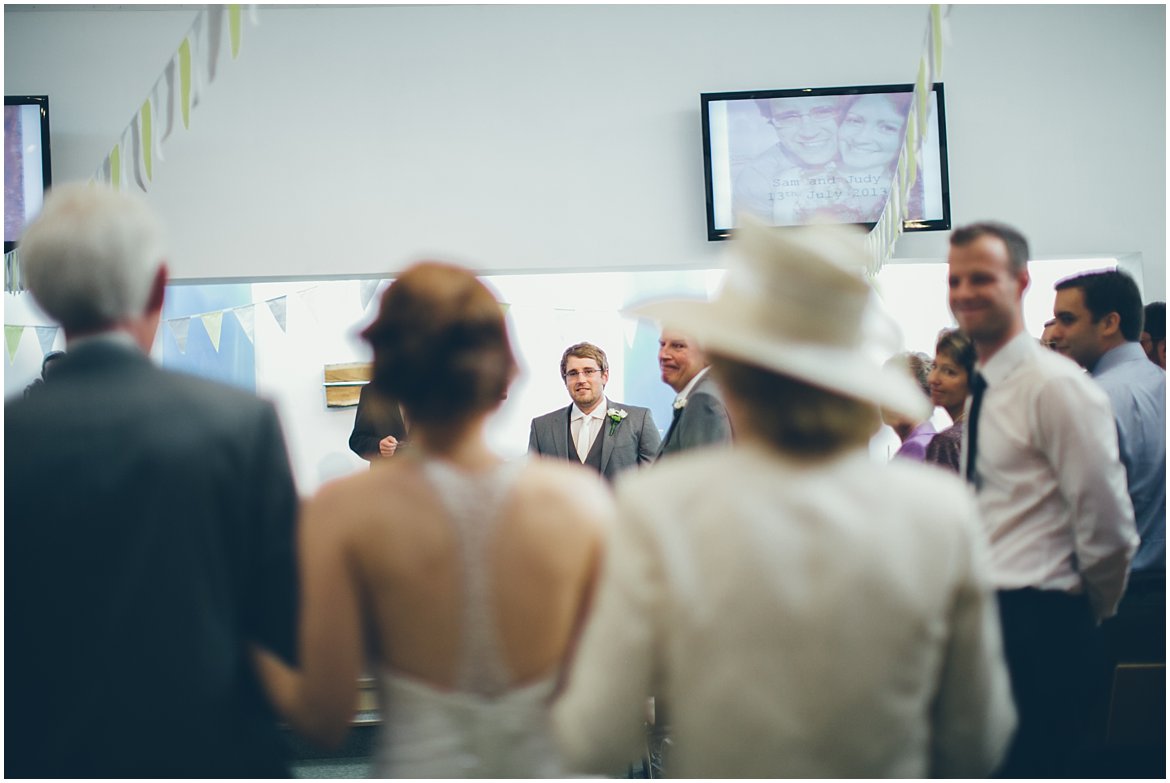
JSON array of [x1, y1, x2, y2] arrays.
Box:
[[554, 442, 1016, 778]]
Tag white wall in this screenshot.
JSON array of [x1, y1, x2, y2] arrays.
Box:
[[4, 5, 1165, 297]]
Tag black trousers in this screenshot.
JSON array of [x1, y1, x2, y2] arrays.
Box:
[[994, 588, 1109, 778], [1102, 570, 1166, 664]]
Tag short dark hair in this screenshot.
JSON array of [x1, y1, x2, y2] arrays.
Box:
[[1144, 301, 1165, 342], [949, 222, 1030, 273], [362, 261, 516, 426], [560, 342, 608, 379], [934, 328, 975, 380], [1055, 270, 1144, 342]]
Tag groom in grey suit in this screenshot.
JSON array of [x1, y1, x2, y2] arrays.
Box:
[[529, 342, 660, 482]]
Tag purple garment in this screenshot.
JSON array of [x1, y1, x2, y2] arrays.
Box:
[[894, 421, 937, 462]]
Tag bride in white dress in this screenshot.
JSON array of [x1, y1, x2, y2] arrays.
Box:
[[254, 261, 613, 777]]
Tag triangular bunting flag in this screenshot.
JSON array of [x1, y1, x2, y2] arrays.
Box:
[[201, 311, 224, 352], [622, 315, 638, 349], [931, 5, 944, 71], [266, 297, 287, 332], [150, 80, 166, 162], [33, 325, 59, 354], [298, 286, 326, 328], [206, 5, 225, 83], [5, 325, 25, 364], [140, 97, 153, 182], [169, 317, 191, 354], [179, 37, 193, 129], [162, 58, 178, 142], [232, 305, 256, 344], [190, 11, 205, 111], [229, 5, 243, 58], [130, 108, 147, 191], [359, 279, 381, 311], [5, 248, 22, 294], [110, 143, 121, 190]]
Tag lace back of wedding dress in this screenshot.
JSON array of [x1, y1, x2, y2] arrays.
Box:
[[421, 458, 523, 697]]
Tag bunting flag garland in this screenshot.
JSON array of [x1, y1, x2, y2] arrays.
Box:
[[864, 4, 950, 276], [5, 279, 514, 368], [90, 4, 256, 193], [6, 6, 256, 293]]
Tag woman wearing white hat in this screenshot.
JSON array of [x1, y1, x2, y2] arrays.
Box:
[[553, 217, 1016, 777]]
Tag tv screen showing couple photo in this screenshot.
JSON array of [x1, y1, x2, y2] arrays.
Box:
[[702, 84, 950, 239]]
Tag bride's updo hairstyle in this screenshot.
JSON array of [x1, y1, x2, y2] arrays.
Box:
[[361, 261, 516, 427]]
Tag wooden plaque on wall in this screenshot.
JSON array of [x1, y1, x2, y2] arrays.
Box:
[[323, 361, 372, 408]]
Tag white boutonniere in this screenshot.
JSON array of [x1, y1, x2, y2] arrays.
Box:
[[673, 398, 687, 410], [607, 408, 628, 435]]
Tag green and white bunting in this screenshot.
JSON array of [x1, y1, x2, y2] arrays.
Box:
[[864, 4, 951, 276]]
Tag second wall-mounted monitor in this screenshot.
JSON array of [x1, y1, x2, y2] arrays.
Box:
[[701, 83, 950, 241], [5, 95, 52, 254]]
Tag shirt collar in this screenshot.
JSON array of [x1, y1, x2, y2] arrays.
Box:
[[674, 366, 710, 406], [975, 330, 1035, 388], [1091, 341, 1148, 377], [572, 397, 608, 422]]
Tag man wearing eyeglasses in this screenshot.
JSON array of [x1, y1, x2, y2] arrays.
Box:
[[529, 342, 660, 482], [733, 95, 849, 227]]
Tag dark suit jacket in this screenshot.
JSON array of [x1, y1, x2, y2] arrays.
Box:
[[657, 372, 733, 459], [528, 400, 660, 482], [348, 383, 408, 461], [4, 338, 299, 778]]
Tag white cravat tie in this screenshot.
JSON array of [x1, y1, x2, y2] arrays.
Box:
[[577, 415, 592, 463]]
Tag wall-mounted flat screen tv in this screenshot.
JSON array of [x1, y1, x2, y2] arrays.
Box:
[[5, 95, 52, 254], [701, 83, 949, 240]]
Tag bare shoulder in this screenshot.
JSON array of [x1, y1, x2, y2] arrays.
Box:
[[302, 461, 429, 540], [510, 458, 616, 538]]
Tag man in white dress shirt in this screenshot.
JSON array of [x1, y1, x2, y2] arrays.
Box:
[[947, 222, 1138, 777], [528, 342, 659, 482]]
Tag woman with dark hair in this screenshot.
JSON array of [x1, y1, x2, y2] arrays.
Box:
[[254, 261, 611, 777], [925, 328, 976, 473]]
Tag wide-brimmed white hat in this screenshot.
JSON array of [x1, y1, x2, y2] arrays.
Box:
[[629, 216, 931, 422]]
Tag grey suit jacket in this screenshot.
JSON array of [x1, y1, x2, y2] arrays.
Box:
[[657, 373, 733, 460], [529, 400, 660, 481], [5, 338, 299, 778]]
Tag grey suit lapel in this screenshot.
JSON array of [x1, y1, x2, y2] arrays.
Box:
[[658, 405, 683, 458], [552, 405, 572, 459], [599, 408, 615, 474]]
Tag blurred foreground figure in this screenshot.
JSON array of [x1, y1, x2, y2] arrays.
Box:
[[254, 261, 611, 777], [5, 184, 300, 777], [553, 217, 1016, 777]]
